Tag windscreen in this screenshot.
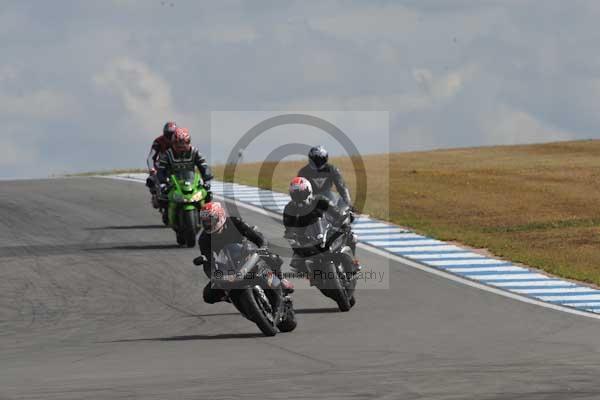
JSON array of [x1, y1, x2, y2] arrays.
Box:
[[214, 243, 243, 269], [299, 217, 329, 245], [174, 169, 196, 185]]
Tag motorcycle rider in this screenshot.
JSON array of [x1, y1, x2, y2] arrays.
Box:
[[297, 145, 353, 209], [283, 177, 359, 272], [157, 127, 214, 226], [146, 121, 178, 200], [195, 202, 294, 304]]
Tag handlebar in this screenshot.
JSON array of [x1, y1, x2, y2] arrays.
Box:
[[256, 247, 271, 256]]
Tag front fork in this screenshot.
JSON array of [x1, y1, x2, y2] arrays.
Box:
[[169, 203, 201, 228], [168, 202, 177, 227]]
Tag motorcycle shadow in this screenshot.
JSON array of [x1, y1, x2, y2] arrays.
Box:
[[110, 332, 263, 342], [86, 243, 182, 251], [294, 307, 339, 314], [86, 225, 167, 230]]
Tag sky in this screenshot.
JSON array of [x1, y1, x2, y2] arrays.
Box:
[[1, 0, 600, 178]]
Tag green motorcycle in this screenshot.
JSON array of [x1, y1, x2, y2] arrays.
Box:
[[167, 169, 208, 247]]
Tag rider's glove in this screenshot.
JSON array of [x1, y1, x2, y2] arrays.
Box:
[[160, 183, 169, 194], [348, 209, 356, 223], [203, 181, 211, 191], [205, 191, 213, 203]]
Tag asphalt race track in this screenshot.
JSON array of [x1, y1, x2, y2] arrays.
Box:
[[2, 177, 600, 400]]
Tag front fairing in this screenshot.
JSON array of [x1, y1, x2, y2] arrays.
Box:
[[169, 170, 206, 205], [287, 218, 330, 255], [212, 243, 277, 290]]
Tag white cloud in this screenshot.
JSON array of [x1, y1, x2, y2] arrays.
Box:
[[413, 65, 476, 101], [481, 105, 573, 145], [278, 65, 473, 113], [93, 57, 184, 134], [92, 56, 210, 165]]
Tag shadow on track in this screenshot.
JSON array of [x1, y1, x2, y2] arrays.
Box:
[[86, 225, 168, 230], [86, 243, 182, 251], [110, 332, 263, 342], [187, 312, 242, 318], [295, 307, 340, 314], [0, 242, 181, 257]]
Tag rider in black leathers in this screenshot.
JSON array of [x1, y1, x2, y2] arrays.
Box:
[[195, 202, 293, 304], [157, 127, 213, 188], [297, 145, 353, 208], [283, 177, 359, 273], [156, 127, 214, 224]]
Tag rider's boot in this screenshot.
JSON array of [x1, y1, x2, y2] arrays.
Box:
[[202, 282, 228, 304]]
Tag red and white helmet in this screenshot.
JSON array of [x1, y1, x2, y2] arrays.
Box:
[[289, 177, 313, 204], [172, 127, 191, 153], [199, 202, 226, 233]]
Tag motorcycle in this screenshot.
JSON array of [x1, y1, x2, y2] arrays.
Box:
[[285, 210, 357, 312], [196, 241, 297, 336], [146, 173, 169, 226], [166, 169, 208, 247]]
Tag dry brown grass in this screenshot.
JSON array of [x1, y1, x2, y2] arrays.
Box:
[[214, 140, 600, 286]]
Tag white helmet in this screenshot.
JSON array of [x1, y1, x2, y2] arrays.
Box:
[[199, 202, 226, 233], [289, 177, 313, 205]]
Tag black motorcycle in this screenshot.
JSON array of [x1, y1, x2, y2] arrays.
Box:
[[146, 174, 169, 226], [285, 210, 357, 312], [197, 241, 297, 336]]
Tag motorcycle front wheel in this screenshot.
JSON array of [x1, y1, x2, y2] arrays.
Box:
[[238, 287, 278, 337], [319, 262, 352, 312], [181, 209, 198, 248], [277, 297, 297, 333]]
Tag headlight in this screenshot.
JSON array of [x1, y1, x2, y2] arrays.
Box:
[[190, 192, 205, 202]]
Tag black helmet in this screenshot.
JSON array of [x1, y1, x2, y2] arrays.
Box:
[[163, 121, 177, 140], [308, 145, 328, 170]]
